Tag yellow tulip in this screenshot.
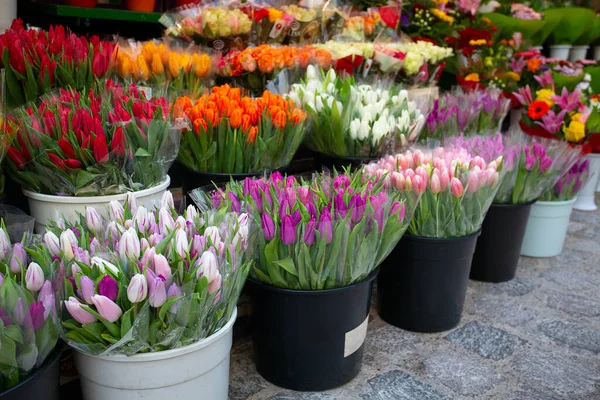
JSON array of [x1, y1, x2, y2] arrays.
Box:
[[158, 44, 169, 67], [180, 53, 192, 73], [119, 56, 133, 79], [151, 53, 165, 75], [192, 53, 211, 78], [141, 41, 157, 64], [137, 54, 151, 80], [168, 53, 182, 78]]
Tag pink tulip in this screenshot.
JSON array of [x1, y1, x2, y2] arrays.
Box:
[[430, 173, 441, 194], [91, 295, 122, 323], [451, 178, 464, 198], [153, 254, 172, 280], [148, 277, 167, 308], [466, 171, 480, 193], [25, 262, 44, 292], [208, 271, 222, 295], [79, 276, 96, 304], [65, 297, 97, 325], [127, 274, 148, 303], [391, 172, 405, 190]]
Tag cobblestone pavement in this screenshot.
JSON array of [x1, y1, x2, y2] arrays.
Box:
[[228, 207, 600, 400]]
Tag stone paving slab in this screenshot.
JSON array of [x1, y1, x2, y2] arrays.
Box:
[[229, 206, 600, 399]]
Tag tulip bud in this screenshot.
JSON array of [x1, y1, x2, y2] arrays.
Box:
[[303, 218, 317, 246], [109, 200, 124, 222], [160, 191, 174, 210], [174, 229, 189, 258], [167, 283, 182, 313], [91, 257, 120, 276], [466, 171, 480, 193], [204, 226, 221, 246], [98, 275, 118, 302], [25, 262, 44, 292], [153, 254, 172, 280], [159, 208, 175, 235], [148, 233, 164, 247], [430, 173, 441, 194], [185, 205, 198, 222], [29, 301, 46, 331], [9, 243, 27, 274], [148, 277, 167, 308], [60, 230, 77, 260], [134, 206, 150, 232], [91, 295, 122, 323], [208, 271, 222, 295], [119, 228, 141, 260], [191, 234, 205, 258], [0, 229, 11, 260], [195, 251, 219, 282], [280, 215, 297, 245], [65, 296, 97, 325], [127, 274, 148, 303], [317, 211, 333, 244], [450, 178, 464, 198], [43, 231, 60, 257], [525, 154, 536, 170], [140, 238, 150, 252], [38, 280, 54, 320], [127, 194, 138, 214], [79, 276, 96, 304], [540, 156, 552, 173], [13, 298, 26, 325], [85, 207, 103, 233], [261, 213, 275, 241]]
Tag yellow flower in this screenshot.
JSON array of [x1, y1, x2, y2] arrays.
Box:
[[465, 73, 480, 82], [192, 53, 211, 78], [141, 41, 157, 64], [504, 71, 520, 81], [571, 112, 583, 122], [118, 55, 133, 79], [430, 8, 454, 25], [468, 39, 487, 46], [136, 54, 151, 80], [536, 89, 555, 107], [168, 53, 182, 78], [180, 53, 192, 73], [151, 53, 164, 76], [268, 8, 284, 23], [563, 120, 586, 143], [481, 17, 492, 25]]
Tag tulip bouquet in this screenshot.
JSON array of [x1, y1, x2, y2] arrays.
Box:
[[6, 81, 180, 196], [0, 223, 60, 390], [196, 170, 418, 290], [288, 66, 425, 158], [161, 5, 253, 52], [114, 40, 214, 99], [243, 4, 293, 45], [280, 5, 321, 44], [420, 89, 511, 140], [385, 41, 453, 86], [364, 147, 504, 238], [0, 19, 115, 108], [216, 44, 333, 95], [539, 158, 591, 201], [174, 84, 306, 174], [44, 192, 251, 355]]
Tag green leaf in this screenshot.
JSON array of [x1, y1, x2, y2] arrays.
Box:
[[3, 326, 23, 344], [83, 322, 108, 342], [0, 336, 17, 368], [159, 296, 182, 321], [75, 170, 100, 189], [134, 148, 152, 157], [273, 257, 298, 277], [120, 308, 133, 338]]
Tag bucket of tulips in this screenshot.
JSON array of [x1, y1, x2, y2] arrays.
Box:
[[455, 131, 582, 282], [364, 147, 503, 332], [195, 170, 417, 390], [173, 84, 306, 200], [0, 223, 62, 400], [43, 192, 250, 400], [288, 66, 425, 171], [5, 80, 182, 232], [521, 158, 590, 257]]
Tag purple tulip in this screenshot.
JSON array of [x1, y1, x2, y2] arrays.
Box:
[[524, 154, 536, 170], [9, 243, 26, 274], [306, 202, 317, 219], [98, 275, 118, 302], [532, 143, 546, 159], [390, 202, 406, 222], [262, 213, 275, 240], [285, 188, 297, 206], [228, 192, 242, 213], [243, 177, 256, 195], [303, 218, 316, 246], [374, 207, 385, 233], [280, 215, 297, 245], [334, 194, 348, 218], [38, 280, 55, 320], [317, 211, 333, 244], [13, 298, 26, 325], [298, 186, 311, 205], [271, 171, 283, 186], [249, 187, 264, 213], [333, 175, 350, 189], [28, 301, 46, 331], [79, 276, 96, 304], [212, 191, 223, 208], [0, 308, 10, 326], [350, 195, 366, 223], [279, 198, 289, 222], [167, 283, 182, 313], [0, 273, 4, 287], [191, 234, 206, 258], [539, 156, 552, 173], [291, 210, 302, 227], [148, 276, 167, 308]]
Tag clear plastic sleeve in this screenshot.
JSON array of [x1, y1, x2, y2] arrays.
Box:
[[191, 169, 421, 289], [539, 157, 591, 201], [46, 197, 251, 356], [5, 80, 184, 196]]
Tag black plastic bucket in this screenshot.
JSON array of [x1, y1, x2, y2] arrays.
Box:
[[470, 201, 535, 283], [313, 152, 376, 172], [378, 231, 480, 333], [248, 270, 377, 391], [0, 345, 62, 400]]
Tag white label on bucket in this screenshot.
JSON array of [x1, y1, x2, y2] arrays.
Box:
[[344, 316, 369, 358]]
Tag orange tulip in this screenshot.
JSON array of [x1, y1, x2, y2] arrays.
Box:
[[193, 119, 208, 135], [273, 110, 287, 130], [291, 108, 306, 125], [158, 44, 169, 66], [180, 53, 192, 73], [192, 53, 211, 78], [230, 108, 243, 129], [169, 53, 182, 78], [141, 41, 157, 64], [119, 56, 132, 79], [217, 96, 230, 115], [268, 105, 280, 120], [241, 114, 251, 132], [229, 88, 242, 104], [246, 126, 258, 144]]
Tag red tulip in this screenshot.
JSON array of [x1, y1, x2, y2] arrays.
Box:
[[93, 135, 109, 164], [110, 127, 126, 157], [17, 135, 31, 161], [64, 159, 83, 169], [58, 138, 76, 159], [48, 153, 66, 170], [93, 117, 105, 138], [7, 147, 26, 169]]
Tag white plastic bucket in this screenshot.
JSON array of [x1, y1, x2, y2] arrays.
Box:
[[24, 176, 170, 233], [574, 154, 600, 211], [569, 45, 589, 62], [509, 109, 524, 129], [520, 199, 576, 258], [549, 45, 572, 60], [73, 309, 236, 400]]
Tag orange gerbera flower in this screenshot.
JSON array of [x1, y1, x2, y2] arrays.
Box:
[[527, 58, 542, 72], [527, 100, 550, 120]]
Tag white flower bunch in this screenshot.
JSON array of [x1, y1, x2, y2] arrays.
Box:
[[388, 42, 453, 75]]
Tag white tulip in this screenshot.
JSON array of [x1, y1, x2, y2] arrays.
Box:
[[306, 65, 317, 80], [315, 96, 324, 112], [358, 120, 370, 141], [60, 230, 77, 260], [349, 119, 361, 140], [92, 257, 120, 276]]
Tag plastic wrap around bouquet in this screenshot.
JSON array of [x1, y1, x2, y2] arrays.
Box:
[[0, 223, 61, 394], [174, 84, 307, 175], [192, 170, 419, 290], [420, 89, 511, 141], [364, 147, 504, 238], [114, 39, 216, 99], [288, 66, 425, 161], [0, 19, 115, 109], [161, 3, 253, 52], [6, 80, 182, 197], [45, 192, 251, 356]]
